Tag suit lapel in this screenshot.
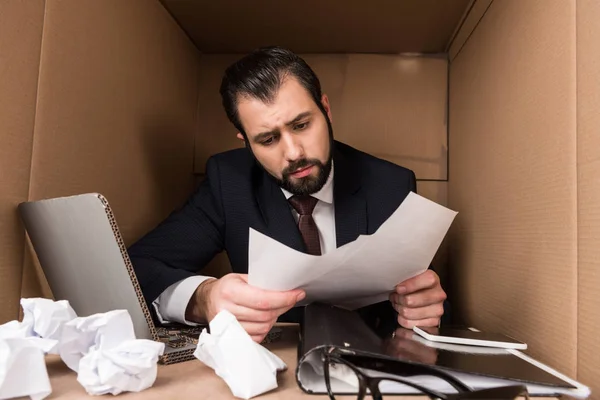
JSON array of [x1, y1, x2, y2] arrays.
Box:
[[254, 168, 306, 253], [333, 144, 367, 248]]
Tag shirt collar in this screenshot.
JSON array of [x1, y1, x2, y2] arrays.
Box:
[[281, 161, 334, 204]]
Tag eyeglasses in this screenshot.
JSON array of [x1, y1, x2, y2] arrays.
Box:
[[321, 347, 529, 400]]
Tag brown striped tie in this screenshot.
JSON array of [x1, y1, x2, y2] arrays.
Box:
[[288, 195, 322, 256]]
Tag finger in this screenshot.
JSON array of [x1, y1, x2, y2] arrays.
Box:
[[395, 270, 439, 295], [394, 302, 445, 322], [251, 334, 267, 343], [229, 276, 306, 310], [390, 286, 447, 308], [230, 303, 290, 323], [238, 273, 304, 297], [239, 320, 275, 338], [249, 333, 269, 343], [397, 316, 441, 329]]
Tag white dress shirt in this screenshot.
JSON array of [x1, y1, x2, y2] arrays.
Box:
[[151, 164, 336, 325]]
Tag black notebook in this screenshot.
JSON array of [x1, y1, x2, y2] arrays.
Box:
[[295, 303, 590, 398]]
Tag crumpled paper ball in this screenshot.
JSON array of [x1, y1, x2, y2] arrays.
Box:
[[0, 298, 164, 398], [194, 310, 286, 399], [0, 297, 76, 354], [60, 309, 165, 396], [0, 336, 57, 400]]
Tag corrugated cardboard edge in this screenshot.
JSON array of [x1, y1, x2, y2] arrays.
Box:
[[99, 194, 196, 364], [97, 194, 159, 340]]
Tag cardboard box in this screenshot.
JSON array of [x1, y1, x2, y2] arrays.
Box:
[[1, 0, 597, 397]]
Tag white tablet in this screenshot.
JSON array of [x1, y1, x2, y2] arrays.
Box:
[[412, 326, 527, 350]]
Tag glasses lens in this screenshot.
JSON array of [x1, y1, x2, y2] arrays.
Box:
[[327, 358, 436, 400], [326, 358, 361, 391]]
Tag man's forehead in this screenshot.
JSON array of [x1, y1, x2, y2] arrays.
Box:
[[237, 80, 316, 134]]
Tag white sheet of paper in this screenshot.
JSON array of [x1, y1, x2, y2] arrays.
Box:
[[248, 192, 457, 309]]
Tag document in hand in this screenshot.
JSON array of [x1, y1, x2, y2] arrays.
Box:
[[248, 192, 457, 309]]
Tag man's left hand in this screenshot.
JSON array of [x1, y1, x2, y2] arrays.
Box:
[[389, 270, 446, 328]]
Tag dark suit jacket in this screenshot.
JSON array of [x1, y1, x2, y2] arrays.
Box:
[[127, 140, 421, 332]]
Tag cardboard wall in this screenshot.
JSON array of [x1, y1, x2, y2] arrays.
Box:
[[576, 0, 600, 393], [161, 0, 471, 54], [0, 0, 45, 323], [449, 0, 587, 382], [0, 0, 201, 321]]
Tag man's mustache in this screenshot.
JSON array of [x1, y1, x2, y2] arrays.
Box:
[[282, 159, 319, 177]]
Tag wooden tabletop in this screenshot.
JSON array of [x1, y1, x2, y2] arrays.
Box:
[[42, 324, 550, 399]]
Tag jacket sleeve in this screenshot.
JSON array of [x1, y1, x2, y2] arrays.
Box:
[[127, 155, 226, 312]]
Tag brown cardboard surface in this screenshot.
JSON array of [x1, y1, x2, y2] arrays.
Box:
[[194, 54, 448, 181], [448, 0, 577, 375], [416, 181, 447, 207], [0, 0, 45, 323], [447, 0, 493, 61], [335, 55, 448, 180], [28, 0, 200, 246], [161, 0, 471, 54], [299, 54, 349, 123], [20, 237, 53, 303], [576, 0, 600, 394], [194, 54, 245, 173]]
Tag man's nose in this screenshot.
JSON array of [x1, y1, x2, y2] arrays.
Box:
[[282, 135, 304, 161]]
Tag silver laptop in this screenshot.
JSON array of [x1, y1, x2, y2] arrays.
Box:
[[18, 193, 201, 364]]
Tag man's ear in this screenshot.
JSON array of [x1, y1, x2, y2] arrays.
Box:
[[321, 94, 332, 122], [236, 132, 245, 142]]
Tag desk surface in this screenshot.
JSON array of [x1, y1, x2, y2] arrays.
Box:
[[44, 325, 554, 399]]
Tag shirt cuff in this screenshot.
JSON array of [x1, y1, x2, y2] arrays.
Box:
[[152, 275, 215, 326]]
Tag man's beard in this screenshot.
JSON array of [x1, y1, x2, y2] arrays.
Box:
[[276, 155, 332, 196], [276, 114, 334, 196]]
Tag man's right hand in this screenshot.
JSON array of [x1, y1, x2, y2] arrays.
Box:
[[185, 273, 305, 342]]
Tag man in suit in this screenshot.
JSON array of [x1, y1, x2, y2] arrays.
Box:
[[127, 46, 447, 342]]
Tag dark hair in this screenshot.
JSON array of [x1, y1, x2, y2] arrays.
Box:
[[219, 46, 324, 135]]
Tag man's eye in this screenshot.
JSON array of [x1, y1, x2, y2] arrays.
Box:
[[294, 122, 309, 130], [262, 137, 274, 145]]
